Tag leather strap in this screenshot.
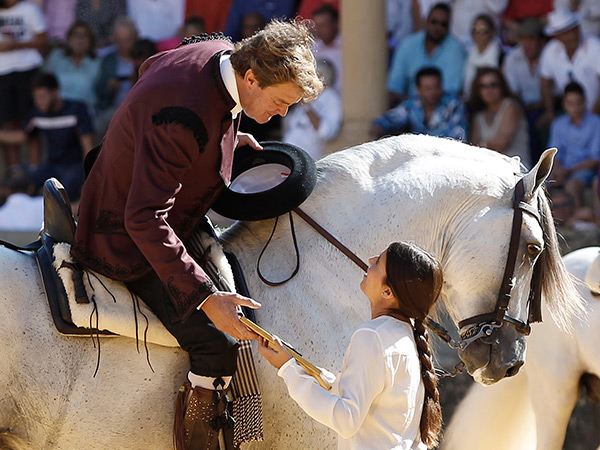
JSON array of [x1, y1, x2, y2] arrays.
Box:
[[293, 207, 368, 272], [256, 212, 301, 286], [493, 179, 525, 324], [458, 177, 538, 337]]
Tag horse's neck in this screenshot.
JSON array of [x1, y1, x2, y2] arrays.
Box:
[[222, 167, 496, 275], [222, 135, 520, 282]]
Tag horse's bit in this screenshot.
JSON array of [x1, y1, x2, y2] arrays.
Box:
[[257, 177, 544, 375]]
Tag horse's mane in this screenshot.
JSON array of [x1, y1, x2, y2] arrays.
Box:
[[536, 187, 586, 332]]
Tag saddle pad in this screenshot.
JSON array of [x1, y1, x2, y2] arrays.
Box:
[[52, 242, 179, 347]]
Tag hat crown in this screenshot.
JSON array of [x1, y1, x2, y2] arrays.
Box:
[[545, 8, 580, 36]]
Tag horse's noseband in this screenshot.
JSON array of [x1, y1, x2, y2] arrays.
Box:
[[454, 177, 543, 347]]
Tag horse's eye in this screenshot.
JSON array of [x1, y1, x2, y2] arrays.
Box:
[[527, 244, 541, 256]]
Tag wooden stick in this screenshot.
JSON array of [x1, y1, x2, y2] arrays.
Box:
[[241, 317, 332, 390]]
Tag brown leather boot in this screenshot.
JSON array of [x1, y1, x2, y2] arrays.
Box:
[[174, 381, 220, 450]]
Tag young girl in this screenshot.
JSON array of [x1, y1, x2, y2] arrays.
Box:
[[258, 241, 443, 449]]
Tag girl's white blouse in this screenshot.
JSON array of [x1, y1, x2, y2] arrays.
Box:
[[278, 316, 427, 450]]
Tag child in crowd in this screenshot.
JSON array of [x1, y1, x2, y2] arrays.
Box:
[[549, 82, 600, 210], [258, 241, 443, 450], [0, 72, 94, 201]]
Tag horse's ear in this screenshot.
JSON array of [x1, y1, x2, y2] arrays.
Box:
[[522, 148, 557, 201]]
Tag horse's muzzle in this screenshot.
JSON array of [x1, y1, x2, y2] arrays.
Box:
[[458, 324, 526, 385]]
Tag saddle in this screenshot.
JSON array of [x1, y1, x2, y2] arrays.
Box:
[[37, 178, 254, 339], [36, 178, 113, 336]]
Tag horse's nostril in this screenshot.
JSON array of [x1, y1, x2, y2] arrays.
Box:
[[505, 362, 523, 378]]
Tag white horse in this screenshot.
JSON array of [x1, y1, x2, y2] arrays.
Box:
[[442, 246, 600, 450], [0, 135, 583, 449]]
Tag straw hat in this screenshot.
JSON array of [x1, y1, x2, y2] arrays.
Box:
[[544, 8, 580, 36]]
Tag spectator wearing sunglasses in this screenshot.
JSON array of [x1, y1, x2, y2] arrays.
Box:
[[387, 2, 465, 107], [468, 67, 531, 168]]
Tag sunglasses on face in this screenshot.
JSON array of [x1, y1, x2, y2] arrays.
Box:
[[429, 19, 449, 28]]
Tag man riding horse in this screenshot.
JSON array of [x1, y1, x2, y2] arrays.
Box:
[[71, 20, 323, 449]]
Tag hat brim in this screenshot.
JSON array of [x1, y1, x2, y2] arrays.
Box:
[[211, 141, 317, 221], [544, 18, 579, 36]]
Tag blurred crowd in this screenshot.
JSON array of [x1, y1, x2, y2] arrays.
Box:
[[0, 0, 599, 233]]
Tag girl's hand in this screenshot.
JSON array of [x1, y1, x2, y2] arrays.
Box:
[[257, 336, 292, 369]]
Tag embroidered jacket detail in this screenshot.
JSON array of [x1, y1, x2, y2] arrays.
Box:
[[152, 107, 209, 152], [166, 277, 215, 314], [91, 210, 128, 235], [72, 241, 149, 279]]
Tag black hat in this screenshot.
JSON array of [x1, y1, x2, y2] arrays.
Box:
[[211, 141, 317, 221]]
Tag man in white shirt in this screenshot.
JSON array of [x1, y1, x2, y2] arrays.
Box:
[[539, 8, 600, 128], [0, 0, 47, 167], [503, 17, 545, 160], [283, 58, 342, 160]]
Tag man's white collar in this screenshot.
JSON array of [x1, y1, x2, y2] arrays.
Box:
[[219, 54, 243, 118]]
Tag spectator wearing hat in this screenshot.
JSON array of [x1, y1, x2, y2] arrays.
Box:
[[538, 8, 600, 128], [554, 0, 600, 37], [503, 17, 546, 161]]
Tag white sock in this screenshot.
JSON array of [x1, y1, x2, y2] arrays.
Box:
[[188, 372, 232, 390]]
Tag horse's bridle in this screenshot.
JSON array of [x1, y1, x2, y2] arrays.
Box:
[[258, 177, 544, 354], [448, 177, 544, 350]]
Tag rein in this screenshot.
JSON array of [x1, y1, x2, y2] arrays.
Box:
[[256, 207, 367, 286], [256, 178, 543, 376]]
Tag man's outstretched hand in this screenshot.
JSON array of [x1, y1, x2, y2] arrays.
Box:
[[236, 132, 263, 150], [200, 291, 261, 341]]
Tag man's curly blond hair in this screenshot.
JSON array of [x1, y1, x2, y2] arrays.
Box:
[[230, 20, 324, 102]]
